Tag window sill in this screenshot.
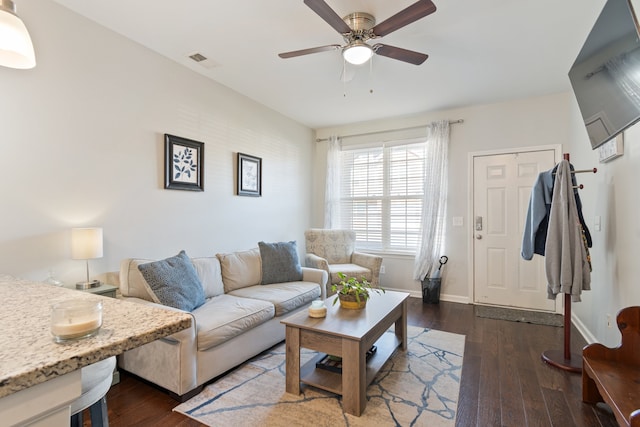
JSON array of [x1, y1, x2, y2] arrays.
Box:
[[355, 249, 415, 259]]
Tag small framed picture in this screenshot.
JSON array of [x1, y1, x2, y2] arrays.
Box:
[[164, 134, 204, 191], [237, 152, 262, 197]]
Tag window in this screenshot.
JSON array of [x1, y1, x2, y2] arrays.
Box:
[[339, 140, 427, 253]]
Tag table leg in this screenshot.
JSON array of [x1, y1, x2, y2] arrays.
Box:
[[342, 338, 366, 416], [395, 299, 408, 351], [285, 326, 300, 395]]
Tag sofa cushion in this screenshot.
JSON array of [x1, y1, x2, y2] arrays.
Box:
[[228, 282, 321, 317], [192, 294, 274, 351], [328, 263, 372, 285], [119, 258, 156, 301], [216, 248, 262, 293], [121, 256, 222, 300], [191, 257, 224, 298], [137, 250, 206, 311], [258, 241, 303, 285]]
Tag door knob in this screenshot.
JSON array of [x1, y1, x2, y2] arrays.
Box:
[[476, 234, 482, 240]]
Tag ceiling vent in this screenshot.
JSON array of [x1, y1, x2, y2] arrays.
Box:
[[188, 52, 207, 62], [186, 52, 218, 69]]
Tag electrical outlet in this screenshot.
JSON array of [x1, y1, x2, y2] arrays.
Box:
[[607, 314, 612, 328], [380, 266, 386, 274]]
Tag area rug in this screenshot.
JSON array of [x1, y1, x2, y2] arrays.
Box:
[[173, 326, 465, 426], [475, 304, 563, 327]]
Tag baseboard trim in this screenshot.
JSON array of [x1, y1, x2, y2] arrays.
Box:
[[381, 287, 470, 305], [439, 294, 470, 304], [381, 286, 595, 344], [572, 311, 597, 345]]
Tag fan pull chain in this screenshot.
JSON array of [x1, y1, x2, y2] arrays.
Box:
[[343, 58, 347, 97], [369, 55, 374, 94]]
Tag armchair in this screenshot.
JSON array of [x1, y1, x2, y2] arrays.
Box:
[[304, 229, 383, 295]]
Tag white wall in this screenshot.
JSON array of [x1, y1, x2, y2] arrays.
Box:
[[315, 92, 572, 301], [0, 0, 314, 284], [567, 97, 640, 347]]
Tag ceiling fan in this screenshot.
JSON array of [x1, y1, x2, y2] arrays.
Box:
[[278, 0, 436, 66]]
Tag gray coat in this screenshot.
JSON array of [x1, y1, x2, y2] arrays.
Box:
[[544, 160, 591, 302]]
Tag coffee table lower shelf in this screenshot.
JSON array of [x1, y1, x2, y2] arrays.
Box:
[[299, 331, 400, 395]]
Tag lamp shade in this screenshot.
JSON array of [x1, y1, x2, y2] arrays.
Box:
[[71, 228, 103, 260], [0, 0, 35, 69], [343, 41, 373, 65]]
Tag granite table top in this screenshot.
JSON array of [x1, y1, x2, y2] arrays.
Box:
[[0, 274, 192, 399]]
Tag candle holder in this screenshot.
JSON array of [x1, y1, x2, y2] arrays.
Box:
[[51, 300, 102, 343], [308, 300, 327, 318]]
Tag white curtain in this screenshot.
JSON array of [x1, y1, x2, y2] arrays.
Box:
[[413, 120, 450, 281], [323, 135, 341, 229]]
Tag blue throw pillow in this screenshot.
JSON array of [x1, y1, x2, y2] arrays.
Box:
[[258, 241, 303, 285], [138, 250, 205, 311]]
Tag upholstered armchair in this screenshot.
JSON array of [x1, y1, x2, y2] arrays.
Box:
[[304, 229, 383, 295]]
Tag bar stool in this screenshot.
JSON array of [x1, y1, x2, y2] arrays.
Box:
[[70, 356, 116, 427]]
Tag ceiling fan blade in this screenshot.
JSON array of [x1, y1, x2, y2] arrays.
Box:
[[373, 44, 428, 65], [371, 0, 436, 37], [278, 44, 341, 59], [303, 0, 352, 34]]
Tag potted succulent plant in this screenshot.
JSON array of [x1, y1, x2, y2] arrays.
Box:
[[331, 272, 384, 309]]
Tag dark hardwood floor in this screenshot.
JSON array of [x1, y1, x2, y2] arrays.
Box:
[[96, 298, 617, 426]]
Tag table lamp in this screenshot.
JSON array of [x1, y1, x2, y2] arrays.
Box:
[[71, 227, 103, 289]]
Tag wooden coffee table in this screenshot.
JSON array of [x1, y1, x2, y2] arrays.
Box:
[[281, 290, 409, 416]]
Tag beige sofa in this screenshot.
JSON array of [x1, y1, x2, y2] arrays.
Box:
[[114, 247, 327, 400]]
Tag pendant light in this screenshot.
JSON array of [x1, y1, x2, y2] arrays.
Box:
[[0, 0, 35, 69]]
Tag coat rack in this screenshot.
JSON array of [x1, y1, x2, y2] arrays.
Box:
[[541, 153, 597, 373]]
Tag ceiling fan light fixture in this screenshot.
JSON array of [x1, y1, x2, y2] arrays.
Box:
[[342, 41, 373, 65]]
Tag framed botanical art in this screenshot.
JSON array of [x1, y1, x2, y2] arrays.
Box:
[[164, 134, 204, 191], [237, 152, 262, 197]]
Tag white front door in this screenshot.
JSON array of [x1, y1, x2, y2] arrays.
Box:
[[472, 149, 559, 311]]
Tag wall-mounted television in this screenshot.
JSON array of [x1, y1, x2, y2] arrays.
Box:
[[569, 0, 640, 149]]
